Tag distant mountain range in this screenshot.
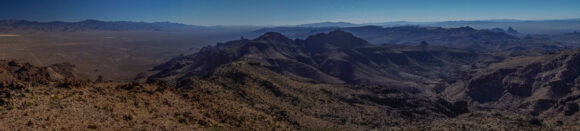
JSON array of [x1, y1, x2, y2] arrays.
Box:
[[0, 19, 182, 32], [252, 25, 572, 52], [3, 19, 577, 64], [2, 18, 579, 34], [298, 18, 580, 34], [0, 19, 259, 32], [297, 22, 359, 27]]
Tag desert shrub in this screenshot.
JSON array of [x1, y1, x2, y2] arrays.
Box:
[[529, 118, 542, 126], [56, 79, 87, 88], [123, 114, 133, 121], [87, 125, 97, 129], [116, 82, 141, 90], [565, 103, 579, 116], [0, 81, 25, 89]]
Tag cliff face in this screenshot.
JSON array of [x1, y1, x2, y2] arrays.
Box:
[[444, 49, 580, 117]]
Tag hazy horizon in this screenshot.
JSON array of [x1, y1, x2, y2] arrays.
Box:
[[1, 0, 579, 26], [3, 17, 580, 27]]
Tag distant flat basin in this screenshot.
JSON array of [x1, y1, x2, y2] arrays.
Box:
[[0, 34, 20, 37]]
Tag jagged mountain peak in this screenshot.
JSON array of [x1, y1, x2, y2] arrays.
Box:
[[305, 30, 372, 49], [327, 29, 352, 36], [419, 41, 430, 46], [507, 27, 519, 34], [254, 32, 292, 42]]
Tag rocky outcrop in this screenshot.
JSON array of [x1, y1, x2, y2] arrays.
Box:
[[0, 60, 87, 88], [506, 27, 520, 35], [445, 49, 580, 116]]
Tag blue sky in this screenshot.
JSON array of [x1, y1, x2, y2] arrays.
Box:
[[0, 0, 579, 26]]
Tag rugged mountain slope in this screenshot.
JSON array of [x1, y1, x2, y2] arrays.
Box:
[[140, 31, 580, 129], [179, 60, 472, 129], [443, 49, 580, 120], [0, 60, 295, 130], [140, 31, 483, 129], [1, 59, 560, 130], [0, 60, 484, 130], [147, 30, 495, 93]]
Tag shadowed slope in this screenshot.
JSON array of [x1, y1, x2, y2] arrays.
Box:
[[443, 49, 580, 120]]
